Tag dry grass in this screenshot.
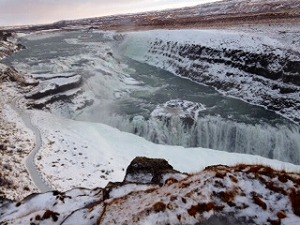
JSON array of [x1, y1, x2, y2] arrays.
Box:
[[289, 189, 300, 217], [152, 202, 166, 213]]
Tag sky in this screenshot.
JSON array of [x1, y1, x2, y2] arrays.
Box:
[[0, 0, 221, 27]]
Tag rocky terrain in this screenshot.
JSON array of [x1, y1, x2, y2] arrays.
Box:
[[0, 32, 90, 199], [1, 157, 300, 225], [1, 0, 300, 223], [0, 32, 24, 60], [0, 31, 40, 200]]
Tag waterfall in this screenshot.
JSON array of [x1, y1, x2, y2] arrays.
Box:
[[96, 113, 300, 165], [192, 117, 300, 164]]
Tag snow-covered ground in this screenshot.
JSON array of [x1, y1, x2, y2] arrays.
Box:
[[31, 109, 300, 191], [1, 163, 300, 225], [0, 82, 38, 200]]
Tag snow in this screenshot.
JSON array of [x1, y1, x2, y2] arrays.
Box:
[[122, 29, 287, 57], [99, 165, 300, 224], [0, 83, 38, 200], [30, 110, 300, 191], [1, 163, 300, 225], [0, 63, 7, 71], [109, 183, 158, 199], [25, 75, 82, 99], [0, 188, 103, 224]]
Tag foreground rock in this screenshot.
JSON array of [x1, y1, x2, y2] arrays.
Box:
[[123, 156, 183, 184], [1, 157, 300, 225]]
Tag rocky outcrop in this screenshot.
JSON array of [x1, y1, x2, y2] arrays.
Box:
[[0, 65, 38, 85], [0, 31, 25, 60], [25, 75, 82, 100], [21, 72, 93, 111], [1, 158, 300, 225], [123, 156, 181, 184], [0, 31, 30, 86]]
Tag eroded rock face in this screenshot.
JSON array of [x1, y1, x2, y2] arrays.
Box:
[[0, 31, 24, 60], [144, 39, 300, 123]]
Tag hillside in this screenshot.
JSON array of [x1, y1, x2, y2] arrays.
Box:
[[2, 0, 300, 32], [1, 158, 300, 225]]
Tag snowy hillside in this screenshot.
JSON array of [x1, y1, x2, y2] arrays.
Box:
[[1, 160, 300, 225]]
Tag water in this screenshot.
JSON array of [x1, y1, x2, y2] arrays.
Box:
[[3, 31, 300, 164]]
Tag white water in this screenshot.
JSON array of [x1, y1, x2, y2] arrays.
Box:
[[84, 110, 300, 164]]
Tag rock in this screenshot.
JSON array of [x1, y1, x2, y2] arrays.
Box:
[[1, 162, 300, 224], [197, 214, 250, 225], [1, 66, 38, 85], [25, 75, 82, 100], [124, 156, 179, 184]]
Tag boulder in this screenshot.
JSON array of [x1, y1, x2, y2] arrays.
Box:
[[124, 156, 179, 184]]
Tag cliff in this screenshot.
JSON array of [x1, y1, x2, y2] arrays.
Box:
[[122, 29, 300, 124]]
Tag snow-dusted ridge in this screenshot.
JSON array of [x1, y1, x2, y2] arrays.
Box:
[[1, 159, 300, 225]]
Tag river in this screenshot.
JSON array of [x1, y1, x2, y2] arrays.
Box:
[[3, 31, 300, 165]]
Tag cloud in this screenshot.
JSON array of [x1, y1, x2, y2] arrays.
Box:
[[0, 0, 219, 26]]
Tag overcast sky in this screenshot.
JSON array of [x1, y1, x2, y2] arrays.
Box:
[[0, 0, 221, 26]]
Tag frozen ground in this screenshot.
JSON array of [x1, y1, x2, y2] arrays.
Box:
[[0, 81, 38, 200], [31, 109, 300, 191], [1, 163, 300, 225]]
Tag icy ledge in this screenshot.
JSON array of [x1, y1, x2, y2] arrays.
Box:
[[1, 157, 300, 225]]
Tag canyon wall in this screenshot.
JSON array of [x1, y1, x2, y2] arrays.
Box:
[[122, 29, 300, 124]]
